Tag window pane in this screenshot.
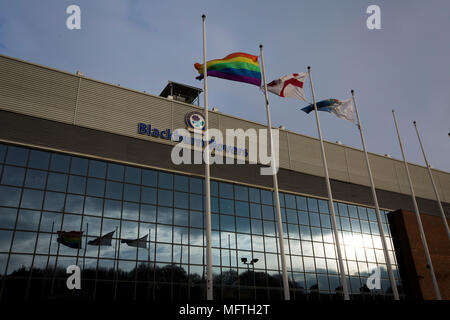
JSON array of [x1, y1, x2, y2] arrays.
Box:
[[28, 150, 50, 170], [43, 191, 65, 211], [20, 189, 44, 210], [174, 175, 188, 192], [220, 215, 235, 232], [190, 177, 203, 194], [174, 191, 188, 209], [47, 172, 68, 192], [67, 175, 86, 194], [190, 194, 203, 211], [260, 190, 273, 205], [307, 198, 318, 212], [5, 146, 29, 166], [24, 169, 47, 190], [158, 190, 173, 207], [86, 178, 105, 197], [50, 154, 70, 173], [123, 184, 140, 202], [234, 185, 248, 202], [249, 188, 260, 203], [70, 157, 88, 175], [219, 183, 233, 199], [106, 181, 123, 200], [88, 160, 107, 178], [158, 172, 173, 189], [107, 163, 124, 181], [1, 166, 25, 186], [125, 166, 141, 184], [141, 187, 157, 204]]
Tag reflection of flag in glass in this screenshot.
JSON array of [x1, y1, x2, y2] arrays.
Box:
[[57, 231, 83, 249], [88, 230, 114, 246], [121, 234, 148, 248]]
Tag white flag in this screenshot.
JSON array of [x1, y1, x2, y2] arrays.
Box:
[[331, 99, 355, 123], [267, 73, 307, 101]]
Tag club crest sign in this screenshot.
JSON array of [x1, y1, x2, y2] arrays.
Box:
[[185, 111, 205, 131]]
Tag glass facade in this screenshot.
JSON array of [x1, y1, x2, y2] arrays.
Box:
[[0, 143, 405, 300]]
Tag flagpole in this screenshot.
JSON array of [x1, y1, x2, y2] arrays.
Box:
[[351, 90, 399, 300], [259, 44, 290, 300], [392, 110, 441, 300], [413, 120, 450, 241], [202, 14, 213, 301], [307, 66, 349, 300]]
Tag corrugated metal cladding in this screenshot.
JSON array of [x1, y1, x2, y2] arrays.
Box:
[[0, 53, 449, 203]]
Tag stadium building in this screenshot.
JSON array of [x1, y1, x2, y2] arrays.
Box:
[[0, 54, 448, 301]]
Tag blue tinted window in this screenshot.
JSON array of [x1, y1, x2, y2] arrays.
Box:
[[106, 181, 123, 200], [210, 181, 218, 197], [140, 204, 156, 222], [367, 208, 377, 221], [157, 189, 172, 207], [157, 206, 172, 224], [284, 194, 296, 209], [43, 192, 65, 211], [158, 172, 173, 189], [87, 178, 105, 197], [251, 219, 263, 235], [236, 217, 250, 233], [357, 207, 368, 220], [84, 196, 103, 216], [107, 163, 124, 181], [219, 183, 233, 199], [190, 178, 203, 194], [320, 214, 331, 228], [211, 197, 219, 213], [88, 160, 107, 178], [173, 208, 188, 226], [307, 198, 319, 212], [338, 203, 349, 217], [296, 196, 307, 211], [348, 205, 358, 218], [190, 210, 203, 228], [286, 209, 297, 224], [141, 169, 157, 187], [25, 169, 47, 189], [235, 201, 249, 217], [250, 204, 261, 219], [309, 213, 320, 227], [125, 166, 141, 184], [20, 189, 44, 210], [5, 146, 28, 166], [0, 145, 6, 163], [104, 199, 121, 218], [174, 191, 188, 209], [68, 175, 86, 194], [174, 175, 188, 192], [50, 154, 70, 173], [220, 215, 235, 232], [219, 199, 234, 215], [0, 185, 21, 207], [28, 150, 50, 170], [70, 157, 88, 175], [262, 205, 274, 220], [318, 200, 329, 213], [141, 187, 157, 204], [249, 188, 260, 203], [190, 194, 203, 211], [234, 185, 248, 202], [1, 166, 26, 186], [260, 190, 273, 205], [263, 220, 276, 236], [123, 184, 140, 202], [65, 194, 84, 213], [123, 201, 139, 220], [47, 172, 68, 192]]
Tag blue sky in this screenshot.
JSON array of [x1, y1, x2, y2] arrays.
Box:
[[0, 0, 449, 172]]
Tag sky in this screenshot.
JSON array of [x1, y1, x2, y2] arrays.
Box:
[[0, 0, 449, 172]]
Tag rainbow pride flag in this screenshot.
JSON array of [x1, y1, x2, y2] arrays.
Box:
[[57, 231, 83, 249], [194, 52, 261, 86]]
